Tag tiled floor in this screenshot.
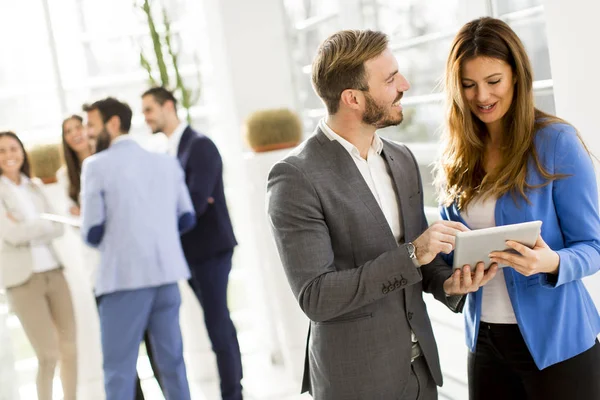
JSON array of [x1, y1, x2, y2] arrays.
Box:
[[16, 349, 310, 400]]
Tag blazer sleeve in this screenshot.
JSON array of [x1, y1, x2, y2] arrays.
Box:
[[547, 128, 600, 287], [267, 160, 423, 323], [0, 192, 58, 246], [175, 162, 196, 234], [186, 138, 222, 216], [405, 147, 464, 312], [80, 159, 106, 247]]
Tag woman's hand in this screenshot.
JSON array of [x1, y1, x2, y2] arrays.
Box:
[[489, 235, 560, 276], [69, 206, 81, 216], [6, 212, 17, 222], [443, 262, 498, 295]]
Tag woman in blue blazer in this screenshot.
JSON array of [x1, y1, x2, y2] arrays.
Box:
[[437, 17, 600, 399]]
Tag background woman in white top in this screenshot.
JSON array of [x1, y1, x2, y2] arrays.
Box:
[[58, 115, 92, 216], [0, 131, 77, 400]]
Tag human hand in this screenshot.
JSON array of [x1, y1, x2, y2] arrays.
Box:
[[489, 235, 559, 276], [443, 262, 499, 295], [69, 206, 81, 216], [6, 212, 17, 222], [412, 220, 469, 266]]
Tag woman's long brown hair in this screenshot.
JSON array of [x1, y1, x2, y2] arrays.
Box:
[[436, 17, 583, 210], [61, 115, 85, 205]]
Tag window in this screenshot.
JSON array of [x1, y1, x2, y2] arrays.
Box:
[[284, 0, 556, 207], [0, 1, 213, 396], [0, 0, 209, 146]]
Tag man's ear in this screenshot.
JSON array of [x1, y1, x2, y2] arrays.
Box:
[[108, 115, 122, 136], [340, 89, 362, 110]]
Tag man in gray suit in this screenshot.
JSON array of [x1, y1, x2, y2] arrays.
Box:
[[267, 30, 497, 399]]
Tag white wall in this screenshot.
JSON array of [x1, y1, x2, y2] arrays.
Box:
[[543, 0, 600, 308], [201, 0, 302, 374]]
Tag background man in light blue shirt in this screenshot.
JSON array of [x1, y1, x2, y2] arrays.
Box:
[[80, 97, 195, 400]]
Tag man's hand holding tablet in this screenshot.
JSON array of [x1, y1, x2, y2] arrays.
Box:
[[411, 220, 498, 296]]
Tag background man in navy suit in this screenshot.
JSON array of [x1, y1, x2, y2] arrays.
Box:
[[141, 87, 243, 400]]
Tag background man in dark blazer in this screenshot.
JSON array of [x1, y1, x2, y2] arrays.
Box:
[[141, 87, 243, 400]]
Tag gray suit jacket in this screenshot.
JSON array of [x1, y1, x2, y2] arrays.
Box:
[[267, 129, 461, 399]]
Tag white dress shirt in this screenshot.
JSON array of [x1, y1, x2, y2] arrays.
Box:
[[167, 122, 188, 156], [319, 119, 403, 242], [319, 119, 418, 342], [461, 196, 517, 324], [1, 175, 59, 273]]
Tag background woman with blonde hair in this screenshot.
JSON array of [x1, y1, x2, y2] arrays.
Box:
[[0, 131, 77, 400], [437, 17, 600, 399]]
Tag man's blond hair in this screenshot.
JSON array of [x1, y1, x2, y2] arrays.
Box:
[[312, 30, 389, 115]]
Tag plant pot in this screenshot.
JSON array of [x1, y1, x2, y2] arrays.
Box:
[[40, 176, 58, 184], [250, 141, 299, 153]]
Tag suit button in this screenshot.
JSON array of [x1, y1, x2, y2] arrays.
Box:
[[395, 281, 401, 289], [382, 284, 389, 294], [400, 278, 408, 286], [407, 312, 414, 320]]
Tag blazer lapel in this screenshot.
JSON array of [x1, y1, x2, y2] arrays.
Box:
[[177, 127, 194, 161], [0, 178, 48, 218], [381, 142, 412, 239], [381, 142, 422, 311], [315, 130, 395, 241]]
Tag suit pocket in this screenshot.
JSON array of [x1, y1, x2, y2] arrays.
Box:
[[317, 312, 373, 325]]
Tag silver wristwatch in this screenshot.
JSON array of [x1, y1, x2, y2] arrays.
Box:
[[407, 242, 419, 266]]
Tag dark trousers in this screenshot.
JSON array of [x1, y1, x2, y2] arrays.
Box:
[[469, 322, 600, 400], [188, 250, 243, 400], [405, 355, 437, 400]]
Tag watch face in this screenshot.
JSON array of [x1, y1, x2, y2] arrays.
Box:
[[408, 243, 416, 258]]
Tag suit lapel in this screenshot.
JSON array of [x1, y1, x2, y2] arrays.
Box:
[[0, 178, 47, 217], [381, 142, 411, 238], [177, 127, 194, 161], [380, 141, 420, 311], [315, 130, 394, 240]]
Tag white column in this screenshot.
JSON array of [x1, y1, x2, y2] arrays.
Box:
[[198, 0, 301, 384], [543, 0, 600, 308]]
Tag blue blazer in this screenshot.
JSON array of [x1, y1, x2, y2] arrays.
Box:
[[441, 123, 600, 370], [177, 127, 237, 263], [80, 137, 196, 296]]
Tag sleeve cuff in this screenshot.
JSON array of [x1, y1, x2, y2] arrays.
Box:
[[444, 293, 466, 313]]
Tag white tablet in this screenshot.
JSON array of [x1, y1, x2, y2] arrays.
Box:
[[39, 213, 81, 228], [452, 220, 542, 270]]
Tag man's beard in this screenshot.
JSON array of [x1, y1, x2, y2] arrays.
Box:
[[94, 127, 111, 154], [362, 92, 403, 129]]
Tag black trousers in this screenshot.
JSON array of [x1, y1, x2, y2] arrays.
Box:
[[188, 250, 243, 400], [469, 322, 600, 400]]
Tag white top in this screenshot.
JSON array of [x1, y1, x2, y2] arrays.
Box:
[[1, 175, 59, 273], [461, 196, 517, 324], [319, 119, 403, 243], [167, 122, 188, 156]]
